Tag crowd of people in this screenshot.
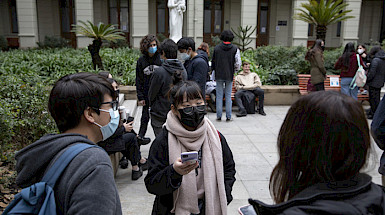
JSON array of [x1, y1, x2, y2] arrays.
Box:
[[8, 31, 385, 215]]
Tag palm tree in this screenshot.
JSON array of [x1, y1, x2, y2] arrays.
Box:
[[72, 20, 125, 69], [293, 0, 354, 42]]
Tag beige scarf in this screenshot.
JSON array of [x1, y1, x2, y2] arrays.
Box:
[[165, 111, 227, 215]]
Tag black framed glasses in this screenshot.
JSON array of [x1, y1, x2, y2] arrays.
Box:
[[100, 100, 119, 111], [179, 105, 206, 115]]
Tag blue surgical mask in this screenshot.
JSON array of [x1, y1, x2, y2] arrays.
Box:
[[149, 46, 157, 54], [94, 108, 120, 140], [180, 52, 190, 61]]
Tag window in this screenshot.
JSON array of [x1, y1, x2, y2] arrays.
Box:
[[9, 0, 18, 33], [336, 21, 341, 37], [109, 0, 129, 33], [156, 0, 169, 36], [308, 24, 314, 37]]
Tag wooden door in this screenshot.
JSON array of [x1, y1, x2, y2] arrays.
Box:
[[59, 0, 76, 48], [256, 0, 269, 46], [203, 0, 224, 45]]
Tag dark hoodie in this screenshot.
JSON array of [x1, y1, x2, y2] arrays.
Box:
[[136, 52, 162, 102], [148, 59, 187, 119], [367, 50, 385, 88], [15, 133, 122, 215], [212, 42, 238, 81], [249, 174, 385, 215], [184, 53, 209, 97]]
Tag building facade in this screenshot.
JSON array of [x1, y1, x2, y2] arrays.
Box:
[[1, 0, 384, 49]]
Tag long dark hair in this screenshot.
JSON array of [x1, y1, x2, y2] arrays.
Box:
[[341, 42, 356, 67], [305, 39, 323, 61], [168, 71, 202, 108], [270, 91, 370, 203]]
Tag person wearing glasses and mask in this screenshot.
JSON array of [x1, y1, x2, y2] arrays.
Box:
[[97, 78, 148, 180], [14, 73, 122, 214], [145, 75, 236, 215], [136, 34, 162, 145]]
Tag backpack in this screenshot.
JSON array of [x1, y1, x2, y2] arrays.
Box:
[[350, 54, 367, 89], [3, 144, 98, 215]]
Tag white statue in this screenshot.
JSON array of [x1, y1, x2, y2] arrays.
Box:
[[168, 0, 186, 43]]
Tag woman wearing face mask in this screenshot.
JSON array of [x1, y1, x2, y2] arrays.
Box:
[[145, 73, 236, 215], [356, 44, 370, 97], [305, 39, 326, 91]]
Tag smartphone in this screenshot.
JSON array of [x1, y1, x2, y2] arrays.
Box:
[[181, 151, 198, 164], [238, 205, 257, 215], [126, 116, 134, 123]]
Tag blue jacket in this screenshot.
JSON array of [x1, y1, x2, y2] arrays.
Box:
[[184, 53, 209, 97]]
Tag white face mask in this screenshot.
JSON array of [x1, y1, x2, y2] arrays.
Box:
[[357, 49, 364, 55]]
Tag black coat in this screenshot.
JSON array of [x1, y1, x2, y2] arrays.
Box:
[[136, 52, 162, 102], [249, 173, 385, 215], [144, 127, 236, 215], [372, 96, 385, 174], [148, 59, 187, 120], [97, 127, 126, 154], [212, 43, 238, 81], [367, 50, 385, 89], [184, 53, 209, 97]]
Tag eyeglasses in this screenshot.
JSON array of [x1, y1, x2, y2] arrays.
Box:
[[100, 100, 119, 111], [179, 105, 206, 115]]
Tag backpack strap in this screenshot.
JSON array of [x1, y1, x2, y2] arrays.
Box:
[[41, 144, 98, 187]]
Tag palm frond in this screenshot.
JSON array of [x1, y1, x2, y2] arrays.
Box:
[[71, 20, 125, 41]]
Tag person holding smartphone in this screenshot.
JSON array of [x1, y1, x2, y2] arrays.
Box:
[[97, 78, 147, 180], [145, 75, 236, 215]]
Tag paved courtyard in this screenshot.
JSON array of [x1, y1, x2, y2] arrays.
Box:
[[115, 104, 383, 215]]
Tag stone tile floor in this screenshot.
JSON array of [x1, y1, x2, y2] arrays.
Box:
[[115, 105, 382, 215]]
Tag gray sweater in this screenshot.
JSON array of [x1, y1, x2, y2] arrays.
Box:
[[15, 133, 122, 215]]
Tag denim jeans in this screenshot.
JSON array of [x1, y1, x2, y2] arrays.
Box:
[[216, 80, 233, 119], [341, 77, 358, 100]]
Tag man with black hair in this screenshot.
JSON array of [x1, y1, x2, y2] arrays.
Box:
[[136, 34, 162, 145], [14, 72, 122, 214], [177, 37, 209, 97], [148, 39, 187, 137], [212, 30, 241, 121]]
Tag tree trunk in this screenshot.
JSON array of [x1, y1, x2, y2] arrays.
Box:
[[316, 25, 327, 42], [88, 38, 104, 70]]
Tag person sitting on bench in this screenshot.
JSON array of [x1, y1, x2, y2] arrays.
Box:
[[234, 61, 266, 117]]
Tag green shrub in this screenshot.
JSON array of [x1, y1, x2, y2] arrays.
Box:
[[0, 35, 8, 51], [37, 36, 69, 48]]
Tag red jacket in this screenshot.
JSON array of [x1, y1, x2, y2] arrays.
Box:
[[334, 53, 364, 78]]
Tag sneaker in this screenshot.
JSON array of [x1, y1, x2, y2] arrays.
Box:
[[236, 112, 247, 117], [216, 117, 221, 121], [137, 136, 151, 146], [226, 118, 233, 122], [139, 159, 148, 171], [119, 157, 129, 169], [132, 167, 143, 180]]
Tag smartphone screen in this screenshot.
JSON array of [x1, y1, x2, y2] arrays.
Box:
[[238, 205, 257, 215]]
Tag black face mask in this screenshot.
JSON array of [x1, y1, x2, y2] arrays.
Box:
[[177, 105, 207, 129]]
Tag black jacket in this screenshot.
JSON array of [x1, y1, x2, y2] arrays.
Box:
[[136, 52, 162, 102], [144, 127, 236, 215], [249, 173, 385, 215], [184, 53, 209, 96], [15, 134, 122, 215], [212, 43, 238, 81], [367, 50, 385, 89], [148, 59, 187, 119], [372, 96, 385, 174]]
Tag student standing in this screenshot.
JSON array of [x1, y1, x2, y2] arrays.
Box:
[[212, 30, 241, 121], [136, 34, 162, 144], [305, 39, 326, 91]]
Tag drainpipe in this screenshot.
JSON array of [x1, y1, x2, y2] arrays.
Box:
[[193, 0, 197, 43]]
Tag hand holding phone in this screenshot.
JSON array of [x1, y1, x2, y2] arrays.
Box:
[[173, 154, 199, 176], [181, 151, 198, 164]]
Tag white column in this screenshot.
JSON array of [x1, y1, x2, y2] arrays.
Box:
[[131, 0, 149, 48], [185, 0, 203, 47], [16, 0, 39, 48], [291, 0, 308, 46], [240, 0, 258, 48], [75, 0, 94, 48], [341, 0, 362, 46]]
